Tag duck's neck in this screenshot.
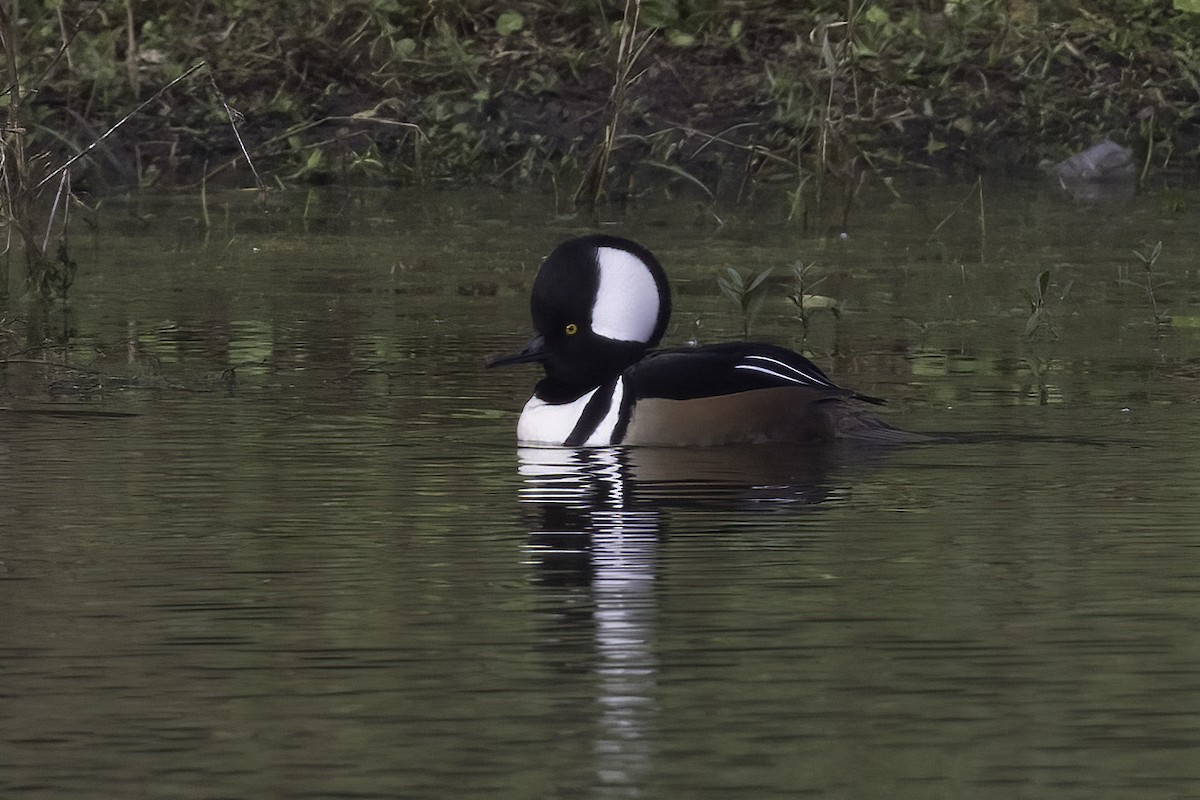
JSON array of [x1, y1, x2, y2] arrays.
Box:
[[535, 342, 648, 404]]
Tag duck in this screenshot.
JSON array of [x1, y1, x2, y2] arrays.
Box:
[[489, 234, 920, 447]]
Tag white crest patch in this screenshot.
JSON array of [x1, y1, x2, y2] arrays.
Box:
[[591, 246, 660, 343]]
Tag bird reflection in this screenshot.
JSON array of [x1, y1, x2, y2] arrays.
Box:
[[520, 447, 659, 797], [519, 445, 852, 583], [517, 444, 876, 797]]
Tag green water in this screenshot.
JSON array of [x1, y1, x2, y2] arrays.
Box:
[[2, 182, 1199, 799]]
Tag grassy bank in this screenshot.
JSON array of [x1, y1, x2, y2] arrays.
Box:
[[3, 0, 1200, 218]]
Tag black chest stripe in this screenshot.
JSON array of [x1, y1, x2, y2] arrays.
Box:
[[611, 387, 636, 444], [564, 379, 618, 446]]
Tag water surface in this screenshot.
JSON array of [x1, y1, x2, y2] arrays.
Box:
[[2, 181, 1199, 799]]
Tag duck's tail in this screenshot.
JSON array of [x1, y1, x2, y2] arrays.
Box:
[[820, 401, 943, 445]]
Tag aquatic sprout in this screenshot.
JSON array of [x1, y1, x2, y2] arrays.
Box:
[[717, 265, 773, 338], [1021, 269, 1072, 341], [1127, 241, 1171, 328], [787, 260, 842, 339]]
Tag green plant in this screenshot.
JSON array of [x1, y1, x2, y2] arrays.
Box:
[[1127, 240, 1171, 327], [717, 265, 773, 338], [6, 0, 1200, 203], [574, 0, 652, 208], [787, 260, 841, 338], [1020, 269, 1072, 340], [1, 0, 209, 300]]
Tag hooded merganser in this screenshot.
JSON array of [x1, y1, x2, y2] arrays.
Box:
[[489, 234, 916, 447]]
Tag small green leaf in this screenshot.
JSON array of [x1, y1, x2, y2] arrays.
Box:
[[819, 31, 835, 71], [1024, 309, 1041, 336], [666, 30, 696, 47], [1174, 0, 1200, 13], [496, 10, 524, 36], [1168, 314, 1200, 328], [746, 267, 774, 292], [864, 5, 890, 25], [639, 160, 714, 199], [800, 294, 842, 311], [717, 270, 740, 300], [640, 0, 681, 27], [393, 37, 417, 59]]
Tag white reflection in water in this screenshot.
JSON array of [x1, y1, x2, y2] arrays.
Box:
[[515, 443, 867, 797], [519, 447, 659, 797]]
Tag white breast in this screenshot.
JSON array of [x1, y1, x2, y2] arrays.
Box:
[[517, 379, 626, 447]]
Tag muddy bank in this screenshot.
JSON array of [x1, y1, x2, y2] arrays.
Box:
[[7, 2, 1200, 196]]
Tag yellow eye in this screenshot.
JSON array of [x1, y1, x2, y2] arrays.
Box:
[[564, 323, 578, 335]]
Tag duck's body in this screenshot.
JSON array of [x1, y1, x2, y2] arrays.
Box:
[[491, 235, 915, 448]]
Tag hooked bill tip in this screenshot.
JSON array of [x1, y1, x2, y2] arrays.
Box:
[[486, 336, 547, 368]]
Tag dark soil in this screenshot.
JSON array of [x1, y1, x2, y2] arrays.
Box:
[[8, 2, 1200, 196]]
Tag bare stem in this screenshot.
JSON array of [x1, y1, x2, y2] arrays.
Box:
[[574, 0, 644, 209], [1, 0, 37, 273], [35, 61, 207, 191], [207, 74, 266, 191]]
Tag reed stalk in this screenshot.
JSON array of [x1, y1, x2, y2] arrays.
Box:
[[573, 0, 649, 209], [2, 0, 36, 296]]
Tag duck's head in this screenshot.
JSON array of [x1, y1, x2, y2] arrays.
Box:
[[489, 235, 671, 400]]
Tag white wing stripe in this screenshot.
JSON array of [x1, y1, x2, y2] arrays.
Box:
[[734, 364, 809, 385], [739, 355, 833, 386]]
